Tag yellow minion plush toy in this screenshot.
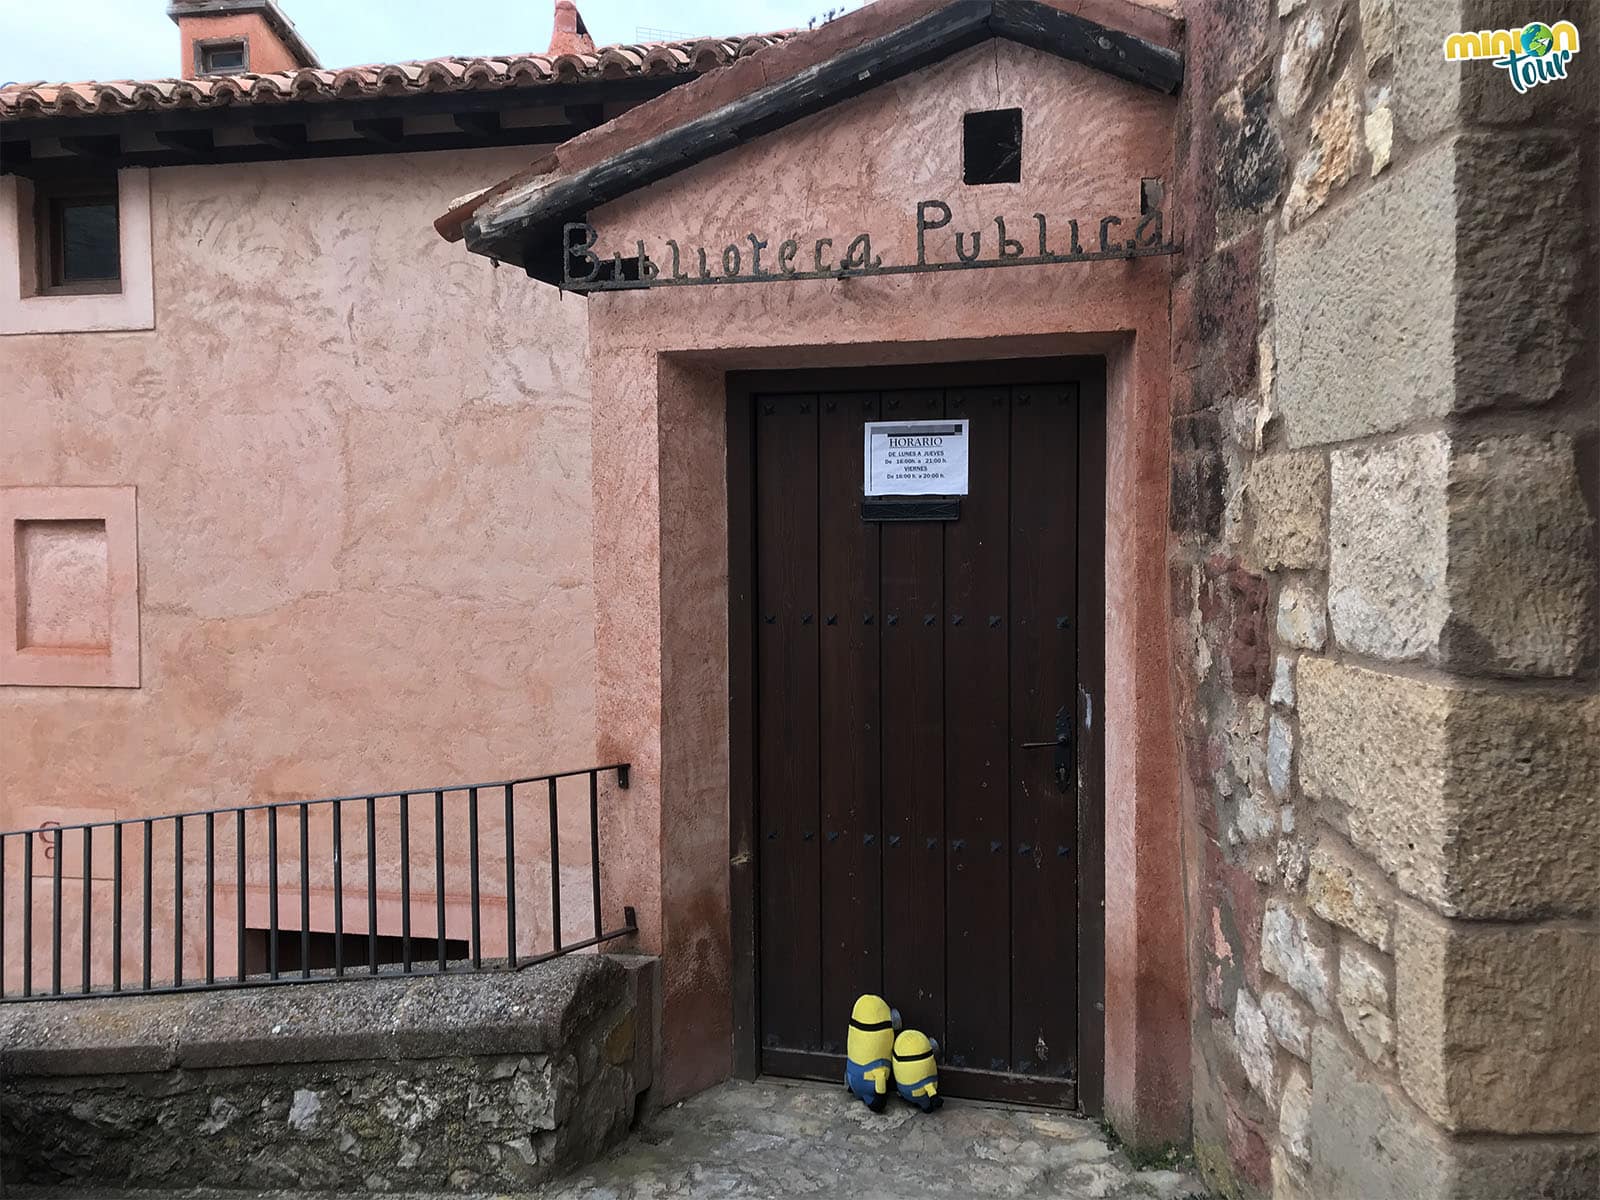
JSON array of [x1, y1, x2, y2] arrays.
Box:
[[892, 1028, 942, 1112], [845, 994, 900, 1111]]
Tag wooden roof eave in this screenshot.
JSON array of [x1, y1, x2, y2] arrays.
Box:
[[462, 0, 1183, 282]]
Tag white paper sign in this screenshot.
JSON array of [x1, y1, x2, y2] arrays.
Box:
[[863, 419, 970, 496]]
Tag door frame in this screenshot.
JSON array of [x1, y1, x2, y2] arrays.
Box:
[[724, 356, 1108, 1114]]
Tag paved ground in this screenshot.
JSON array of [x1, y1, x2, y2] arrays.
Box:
[[544, 1079, 1204, 1200], [31, 1078, 1205, 1200]]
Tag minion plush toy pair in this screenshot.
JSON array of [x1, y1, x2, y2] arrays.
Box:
[[845, 994, 942, 1113]]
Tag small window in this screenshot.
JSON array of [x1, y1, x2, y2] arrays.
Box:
[[199, 39, 249, 75], [963, 108, 1023, 186], [35, 178, 121, 295]]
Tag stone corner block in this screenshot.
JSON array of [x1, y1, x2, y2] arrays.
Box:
[[1310, 1023, 1600, 1199], [1393, 1, 1599, 139], [1275, 129, 1589, 451], [1298, 658, 1600, 919], [1329, 434, 1448, 663], [1245, 451, 1329, 572], [1396, 907, 1600, 1135], [1441, 433, 1595, 678], [1330, 430, 1595, 677], [1274, 143, 1455, 449]]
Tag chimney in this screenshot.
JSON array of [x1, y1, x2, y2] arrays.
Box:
[[167, 1, 320, 80], [547, 1, 597, 56]]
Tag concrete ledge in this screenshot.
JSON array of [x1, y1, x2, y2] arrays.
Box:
[[0, 956, 624, 1075], [0, 955, 658, 1194]]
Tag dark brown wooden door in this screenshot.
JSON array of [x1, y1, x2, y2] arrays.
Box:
[[748, 378, 1093, 1108]]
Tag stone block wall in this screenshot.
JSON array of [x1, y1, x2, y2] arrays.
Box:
[[1174, 1, 1598, 1196], [0, 955, 657, 1194]]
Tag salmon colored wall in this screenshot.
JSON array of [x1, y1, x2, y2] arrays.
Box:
[[575, 39, 1186, 1134], [176, 13, 303, 79], [0, 148, 602, 984]]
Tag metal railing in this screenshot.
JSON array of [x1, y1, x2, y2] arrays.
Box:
[[0, 764, 633, 1002]]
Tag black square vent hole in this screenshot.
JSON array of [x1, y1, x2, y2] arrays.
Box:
[[963, 108, 1023, 185]]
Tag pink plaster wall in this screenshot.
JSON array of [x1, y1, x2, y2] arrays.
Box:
[[0, 149, 602, 970], [577, 39, 1186, 1131]]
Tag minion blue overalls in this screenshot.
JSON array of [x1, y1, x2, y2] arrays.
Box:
[[844, 994, 900, 1112]]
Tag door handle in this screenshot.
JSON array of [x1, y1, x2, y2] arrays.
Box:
[[1021, 706, 1073, 793]]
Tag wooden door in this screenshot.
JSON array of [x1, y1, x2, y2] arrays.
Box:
[[737, 365, 1102, 1109]]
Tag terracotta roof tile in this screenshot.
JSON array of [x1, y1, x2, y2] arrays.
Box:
[[0, 33, 793, 122]]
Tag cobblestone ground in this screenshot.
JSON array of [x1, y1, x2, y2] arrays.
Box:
[[35, 1078, 1205, 1200], [544, 1079, 1204, 1200]]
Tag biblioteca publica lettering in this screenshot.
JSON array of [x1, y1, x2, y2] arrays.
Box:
[[561, 197, 1176, 291]]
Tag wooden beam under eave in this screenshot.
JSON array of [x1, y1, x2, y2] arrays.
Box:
[[255, 123, 308, 150], [153, 128, 216, 156], [7, 124, 583, 179], [353, 117, 405, 147], [58, 134, 121, 159], [452, 110, 502, 136], [563, 103, 605, 128], [0, 139, 33, 171]]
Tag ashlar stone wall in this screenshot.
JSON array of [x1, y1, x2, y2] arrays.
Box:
[[1173, 1, 1598, 1196]]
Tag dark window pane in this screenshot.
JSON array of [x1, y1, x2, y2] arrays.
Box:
[[963, 108, 1024, 186], [202, 44, 247, 73], [55, 198, 120, 284]]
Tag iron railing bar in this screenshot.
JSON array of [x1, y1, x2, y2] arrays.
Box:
[[236, 810, 246, 983], [434, 790, 447, 974], [0, 767, 635, 843], [1, 833, 7, 999], [589, 771, 602, 941], [515, 924, 638, 969], [23, 831, 34, 998], [112, 825, 122, 993], [366, 796, 378, 976], [205, 813, 215, 986], [332, 801, 344, 978], [82, 827, 93, 995], [141, 821, 152, 991], [268, 808, 280, 981], [299, 804, 310, 980], [468, 787, 481, 971], [400, 793, 412, 974], [504, 783, 517, 967], [174, 816, 184, 989], [22, 838, 33, 998], [549, 779, 562, 955], [51, 827, 63, 996]]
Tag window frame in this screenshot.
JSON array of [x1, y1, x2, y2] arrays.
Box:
[[195, 35, 251, 76], [33, 175, 123, 297]]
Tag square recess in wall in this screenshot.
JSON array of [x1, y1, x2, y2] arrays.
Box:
[[1, 487, 139, 688]]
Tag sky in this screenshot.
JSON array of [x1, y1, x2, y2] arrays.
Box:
[[0, 0, 866, 84]]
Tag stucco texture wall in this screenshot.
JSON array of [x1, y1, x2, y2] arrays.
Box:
[[0, 148, 598, 882]]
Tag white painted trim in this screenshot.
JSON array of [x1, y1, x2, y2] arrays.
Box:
[[0, 168, 156, 336]]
